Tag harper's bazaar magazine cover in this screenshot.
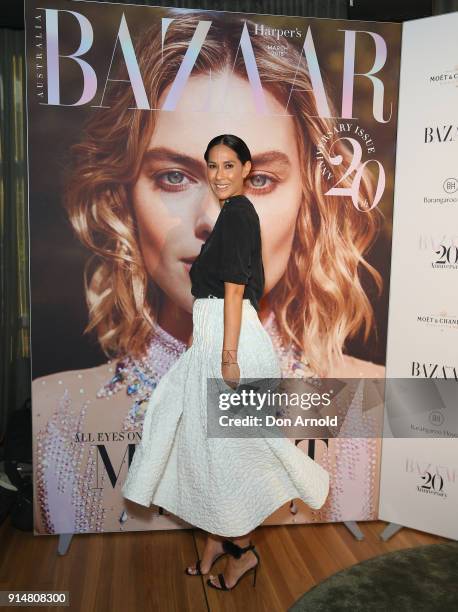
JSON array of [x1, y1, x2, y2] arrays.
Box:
[[25, 0, 401, 534]]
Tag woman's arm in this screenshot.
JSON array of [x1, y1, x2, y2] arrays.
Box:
[[218, 206, 253, 388], [221, 282, 245, 388]]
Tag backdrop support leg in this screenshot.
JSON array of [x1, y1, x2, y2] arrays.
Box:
[[343, 521, 364, 540], [57, 533, 74, 555], [379, 523, 403, 541]]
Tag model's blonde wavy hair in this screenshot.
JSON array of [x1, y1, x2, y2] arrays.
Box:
[[64, 11, 383, 376]]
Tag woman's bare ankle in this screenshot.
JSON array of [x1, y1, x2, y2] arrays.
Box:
[[206, 534, 223, 548]]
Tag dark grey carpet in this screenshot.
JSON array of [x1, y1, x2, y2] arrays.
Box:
[[289, 542, 458, 612]]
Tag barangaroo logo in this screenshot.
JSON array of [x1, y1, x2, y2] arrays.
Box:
[[423, 178, 458, 205], [443, 178, 458, 194], [429, 410, 444, 426]]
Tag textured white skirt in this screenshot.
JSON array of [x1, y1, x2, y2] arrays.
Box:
[[122, 297, 329, 536]]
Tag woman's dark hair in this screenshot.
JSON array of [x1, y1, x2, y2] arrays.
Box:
[[204, 134, 252, 165]]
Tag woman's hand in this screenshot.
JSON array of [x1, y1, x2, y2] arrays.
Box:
[[221, 361, 240, 390]]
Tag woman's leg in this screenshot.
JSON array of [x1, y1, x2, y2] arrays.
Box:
[[207, 530, 258, 589], [186, 531, 225, 575]]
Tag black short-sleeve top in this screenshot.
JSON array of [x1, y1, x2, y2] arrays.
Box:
[[190, 194, 265, 311]]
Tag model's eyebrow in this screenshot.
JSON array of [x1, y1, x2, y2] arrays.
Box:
[[142, 147, 206, 176], [251, 150, 291, 174]]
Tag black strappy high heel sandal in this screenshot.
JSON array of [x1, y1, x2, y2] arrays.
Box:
[[206, 539, 260, 591], [184, 550, 228, 576]]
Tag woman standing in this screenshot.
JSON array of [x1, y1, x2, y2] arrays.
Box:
[[121, 134, 330, 591]]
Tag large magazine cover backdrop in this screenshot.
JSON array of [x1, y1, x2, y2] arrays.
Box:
[[25, 0, 401, 535]]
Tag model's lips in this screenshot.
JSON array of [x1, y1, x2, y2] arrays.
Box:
[[182, 256, 196, 274], [215, 184, 230, 190]]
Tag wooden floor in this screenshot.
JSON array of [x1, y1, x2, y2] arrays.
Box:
[[0, 519, 447, 611]]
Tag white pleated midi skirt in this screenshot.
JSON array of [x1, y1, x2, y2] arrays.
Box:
[[122, 297, 330, 537]]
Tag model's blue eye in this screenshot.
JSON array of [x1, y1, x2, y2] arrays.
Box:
[[166, 171, 185, 184], [246, 173, 278, 195], [250, 175, 264, 187], [250, 174, 270, 187], [151, 170, 196, 192]]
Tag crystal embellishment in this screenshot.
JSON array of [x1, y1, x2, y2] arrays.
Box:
[[96, 324, 187, 430]]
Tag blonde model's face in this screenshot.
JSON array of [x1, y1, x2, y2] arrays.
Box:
[[132, 70, 303, 314]]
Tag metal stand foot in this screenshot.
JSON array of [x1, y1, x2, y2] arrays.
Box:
[[57, 533, 74, 555], [379, 522, 403, 541], [343, 521, 364, 540]]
